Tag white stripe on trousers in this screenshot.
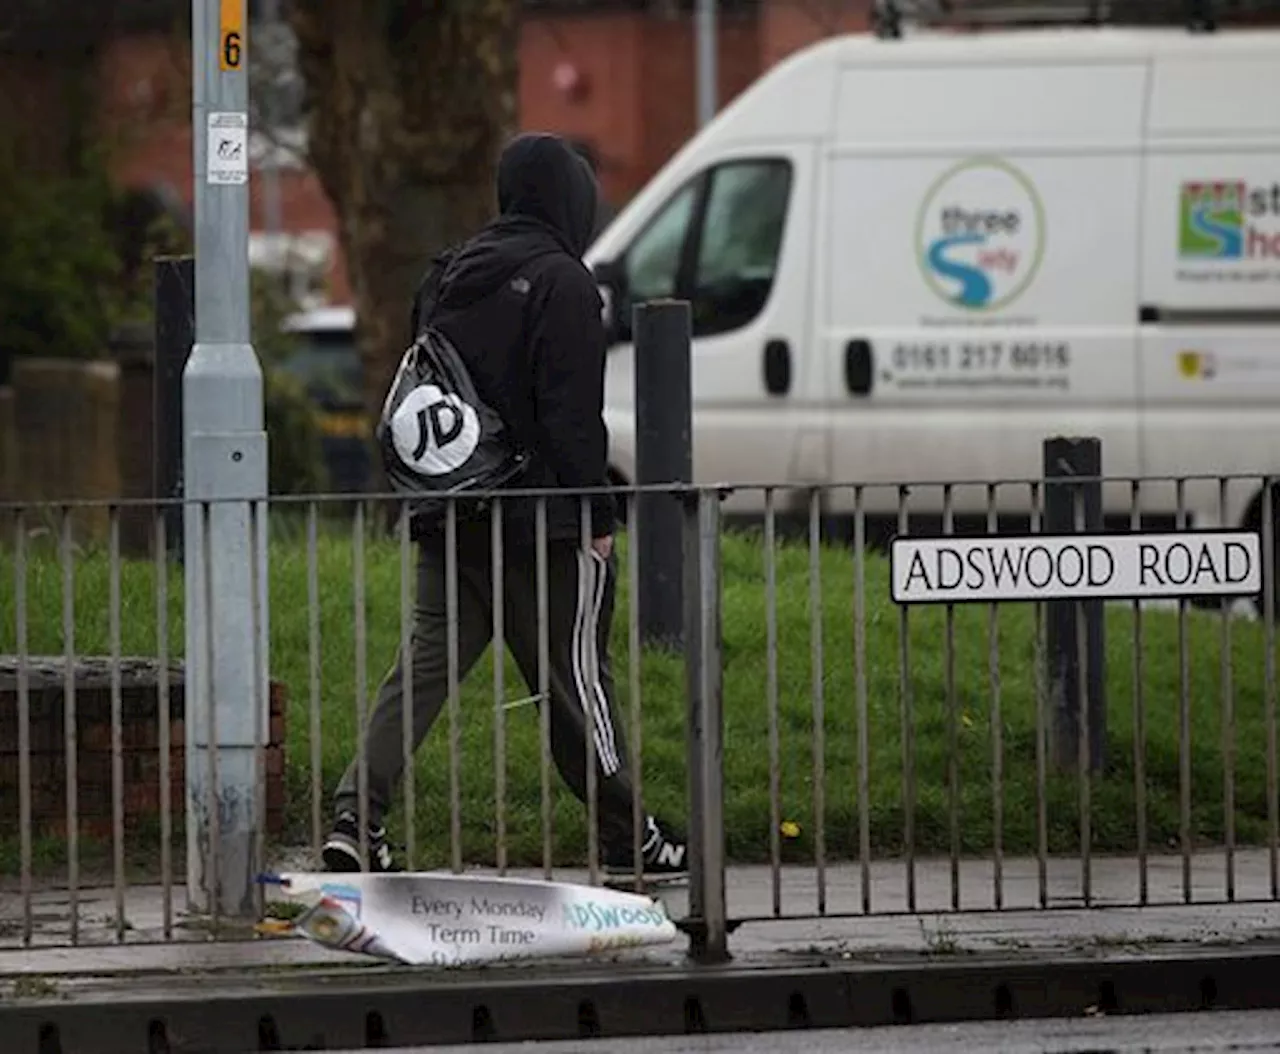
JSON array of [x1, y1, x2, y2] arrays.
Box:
[[584, 550, 621, 772], [572, 549, 621, 776]]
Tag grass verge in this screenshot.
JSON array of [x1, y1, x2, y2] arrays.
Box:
[[2, 513, 1276, 876]]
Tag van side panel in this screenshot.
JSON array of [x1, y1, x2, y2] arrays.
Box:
[[834, 62, 1148, 148], [1138, 51, 1280, 526], [824, 62, 1148, 515], [1146, 55, 1280, 139]]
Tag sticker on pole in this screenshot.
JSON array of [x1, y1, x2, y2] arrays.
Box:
[[206, 111, 249, 186], [219, 0, 245, 71], [256, 872, 678, 967], [890, 530, 1261, 605]]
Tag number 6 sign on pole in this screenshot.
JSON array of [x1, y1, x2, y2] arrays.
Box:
[[220, 0, 244, 71]]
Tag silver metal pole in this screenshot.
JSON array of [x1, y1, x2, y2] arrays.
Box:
[[695, 0, 718, 128], [185, 0, 269, 920], [260, 0, 283, 237]]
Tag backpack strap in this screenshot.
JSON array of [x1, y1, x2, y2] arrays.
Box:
[[409, 243, 462, 340]]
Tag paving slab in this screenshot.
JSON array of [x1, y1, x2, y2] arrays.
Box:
[[5, 852, 1280, 1054], [2, 850, 1280, 979]]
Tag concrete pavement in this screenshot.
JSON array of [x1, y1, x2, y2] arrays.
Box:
[[3, 849, 1280, 975], [7, 851, 1280, 1054], [349, 1009, 1280, 1053]]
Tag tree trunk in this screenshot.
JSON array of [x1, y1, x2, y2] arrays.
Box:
[[287, 0, 519, 490]]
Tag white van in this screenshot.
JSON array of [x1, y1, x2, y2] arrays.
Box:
[[587, 27, 1280, 540]]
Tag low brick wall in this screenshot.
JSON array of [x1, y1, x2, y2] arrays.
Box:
[[0, 657, 286, 841]]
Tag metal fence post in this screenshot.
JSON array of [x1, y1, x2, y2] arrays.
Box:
[[1044, 436, 1107, 773], [695, 0, 718, 128], [154, 255, 194, 563], [684, 487, 729, 964], [184, 0, 269, 919], [635, 299, 693, 648]]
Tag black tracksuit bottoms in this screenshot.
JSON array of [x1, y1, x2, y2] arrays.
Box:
[[333, 528, 639, 847]]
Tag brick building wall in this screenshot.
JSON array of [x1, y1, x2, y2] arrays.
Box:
[[639, 13, 763, 197], [0, 657, 287, 843], [99, 30, 348, 303], [519, 8, 763, 205], [760, 0, 872, 67], [92, 1, 873, 308]]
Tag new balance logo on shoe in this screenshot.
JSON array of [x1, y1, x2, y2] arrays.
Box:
[[603, 815, 688, 877], [322, 812, 400, 873], [371, 841, 395, 872], [655, 840, 686, 870]]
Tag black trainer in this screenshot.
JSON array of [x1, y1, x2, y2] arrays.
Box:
[[603, 816, 688, 878], [321, 811, 399, 873]]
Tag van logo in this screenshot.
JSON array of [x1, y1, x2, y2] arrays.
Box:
[[915, 157, 1045, 313], [1178, 181, 1280, 262], [1177, 350, 1216, 380]]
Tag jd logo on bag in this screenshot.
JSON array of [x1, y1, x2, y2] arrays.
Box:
[[390, 383, 481, 476], [377, 326, 526, 515]]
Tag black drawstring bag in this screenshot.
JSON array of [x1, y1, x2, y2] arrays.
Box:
[[376, 251, 527, 533]]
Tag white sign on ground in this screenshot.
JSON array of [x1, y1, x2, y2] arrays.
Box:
[[261, 871, 677, 967], [891, 531, 1261, 605]]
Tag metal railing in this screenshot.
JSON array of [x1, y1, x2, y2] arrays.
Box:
[[1, 471, 1277, 961]]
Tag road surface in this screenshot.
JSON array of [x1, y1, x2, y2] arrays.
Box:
[[334, 1009, 1280, 1053]]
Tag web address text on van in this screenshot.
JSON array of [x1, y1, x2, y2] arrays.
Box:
[[892, 374, 1069, 391]]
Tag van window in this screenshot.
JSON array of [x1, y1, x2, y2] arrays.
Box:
[[624, 181, 698, 305], [691, 159, 791, 337], [615, 157, 792, 341]]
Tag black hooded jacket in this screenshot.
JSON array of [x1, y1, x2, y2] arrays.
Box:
[[410, 133, 614, 546]]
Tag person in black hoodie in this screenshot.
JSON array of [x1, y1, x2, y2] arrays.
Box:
[[323, 132, 688, 879]]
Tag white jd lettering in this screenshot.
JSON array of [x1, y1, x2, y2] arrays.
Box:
[[390, 382, 481, 476], [413, 399, 465, 459]]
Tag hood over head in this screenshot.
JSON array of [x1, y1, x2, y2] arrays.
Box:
[[496, 132, 599, 257], [424, 133, 600, 317]]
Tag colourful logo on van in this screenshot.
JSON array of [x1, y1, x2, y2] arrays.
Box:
[[1178, 181, 1280, 260], [916, 158, 1045, 312]]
